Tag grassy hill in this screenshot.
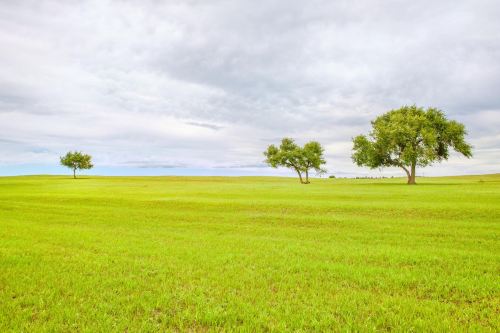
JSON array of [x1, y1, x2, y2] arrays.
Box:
[[0, 174, 499, 331]]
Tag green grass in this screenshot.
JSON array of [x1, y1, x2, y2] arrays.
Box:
[[0, 174, 499, 332]]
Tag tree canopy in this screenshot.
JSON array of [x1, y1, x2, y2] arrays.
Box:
[[60, 151, 93, 179], [352, 105, 472, 184], [264, 138, 326, 184]]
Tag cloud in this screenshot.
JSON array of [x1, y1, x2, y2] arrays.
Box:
[[214, 164, 268, 169], [0, 0, 499, 176], [185, 122, 224, 131]]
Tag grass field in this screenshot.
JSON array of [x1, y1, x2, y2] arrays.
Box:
[[0, 174, 499, 331]]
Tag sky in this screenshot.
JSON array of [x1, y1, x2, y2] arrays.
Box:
[[1, 0, 499, 177]]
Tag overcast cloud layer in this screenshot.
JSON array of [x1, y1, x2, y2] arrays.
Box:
[[1, 0, 499, 177]]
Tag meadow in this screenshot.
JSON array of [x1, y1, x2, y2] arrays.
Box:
[[0, 174, 499, 331]]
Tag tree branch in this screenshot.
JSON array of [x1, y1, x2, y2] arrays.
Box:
[[400, 165, 410, 177]]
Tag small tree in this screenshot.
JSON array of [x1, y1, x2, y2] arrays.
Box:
[[352, 105, 472, 184], [60, 151, 93, 179], [264, 138, 326, 184]]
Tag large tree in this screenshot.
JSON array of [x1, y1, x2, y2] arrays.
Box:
[[60, 151, 93, 179], [264, 138, 326, 184], [352, 105, 472, 184]]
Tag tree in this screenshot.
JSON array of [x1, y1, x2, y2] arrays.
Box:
[[60, 151, 93, 179], [352, 105, 472, 185], [264, 138, 326, 184]]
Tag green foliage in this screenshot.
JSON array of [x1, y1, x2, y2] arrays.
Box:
[[264, 138, 326, 183], [0, 175, 499, 331], [60, 151, 93, 178], [352, 105, 472, 184]]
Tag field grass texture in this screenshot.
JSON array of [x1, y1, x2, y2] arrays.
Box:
[[1, 175, 499, 331]]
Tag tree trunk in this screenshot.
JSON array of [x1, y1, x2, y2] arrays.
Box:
[[304, 169, 310, 184], [295, 168, 304, 184], [73, 168, 76, 179], [407, 163, 416, 185]]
